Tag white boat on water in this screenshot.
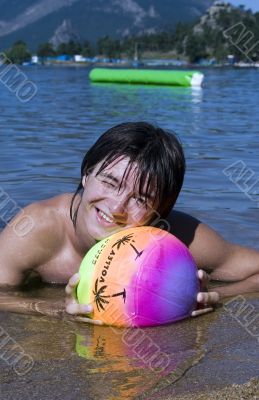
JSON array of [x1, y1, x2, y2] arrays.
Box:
[[235, 62, 254, 68]]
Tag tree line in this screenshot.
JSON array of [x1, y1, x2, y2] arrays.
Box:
[[3, 5, 259, 65]]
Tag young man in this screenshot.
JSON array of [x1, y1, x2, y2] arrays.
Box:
[[0, 122, 259, 324]]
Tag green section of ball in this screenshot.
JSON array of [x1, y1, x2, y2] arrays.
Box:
[[77, 239, 107, 304]]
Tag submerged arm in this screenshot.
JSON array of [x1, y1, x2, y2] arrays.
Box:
[[0, 290, 98, 324], [0, 292, 66, 319]]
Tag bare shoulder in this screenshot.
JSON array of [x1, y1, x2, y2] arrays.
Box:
[[0, 194, 73, 285], [4, 194, 70, 242]]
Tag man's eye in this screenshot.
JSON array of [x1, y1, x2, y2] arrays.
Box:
[[135, 197, 147, 207], [102, 180, 116, 188]]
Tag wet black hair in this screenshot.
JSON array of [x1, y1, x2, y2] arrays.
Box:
[[70, 121, 185, 226]]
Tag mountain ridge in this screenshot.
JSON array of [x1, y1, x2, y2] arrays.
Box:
[[0, 0, 214, 50]]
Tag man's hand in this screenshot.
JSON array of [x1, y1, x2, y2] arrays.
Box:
[[191, 270, 220, 317], [65, 273, 103, 325]]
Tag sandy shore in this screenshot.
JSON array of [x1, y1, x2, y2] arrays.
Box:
[[170, 378, 259, 400]]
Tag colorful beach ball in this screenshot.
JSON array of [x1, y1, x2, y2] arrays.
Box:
[[77, 226, 199, 327]]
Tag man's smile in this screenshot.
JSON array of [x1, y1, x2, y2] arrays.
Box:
[[96, 207, 114, 224]]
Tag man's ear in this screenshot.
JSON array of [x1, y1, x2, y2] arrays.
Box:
[[82, 175, 87, 188]]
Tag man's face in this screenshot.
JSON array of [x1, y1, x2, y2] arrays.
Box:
[[76, 157, 158, 243]]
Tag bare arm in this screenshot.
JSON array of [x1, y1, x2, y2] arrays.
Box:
[[169, 210, 259, 298]]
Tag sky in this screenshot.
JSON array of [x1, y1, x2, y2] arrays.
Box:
[[229, 0, 259, 12]]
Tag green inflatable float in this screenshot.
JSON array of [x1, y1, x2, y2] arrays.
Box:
[[89, 68, 204, 87]]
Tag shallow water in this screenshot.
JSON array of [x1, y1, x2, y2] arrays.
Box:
[[1, 293, 259, 399], [0, 66, 259, 398]]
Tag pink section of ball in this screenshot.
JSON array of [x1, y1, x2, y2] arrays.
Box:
[[124, 235, 199, 327]]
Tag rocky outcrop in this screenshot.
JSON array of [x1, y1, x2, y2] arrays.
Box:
[[194, 1, 234, 34], [49, 19, 80, 49]]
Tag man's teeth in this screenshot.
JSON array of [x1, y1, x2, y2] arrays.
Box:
[[99, 210, 113, 223]]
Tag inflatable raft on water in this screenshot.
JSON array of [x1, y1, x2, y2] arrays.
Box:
[[89, 68, 204, 87]]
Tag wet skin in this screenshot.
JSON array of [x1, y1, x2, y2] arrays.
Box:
[[1, 158, 259, 323]]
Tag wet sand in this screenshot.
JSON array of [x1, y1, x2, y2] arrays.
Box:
[[0, 285, 259, 399], [171, 378, 259, 400]]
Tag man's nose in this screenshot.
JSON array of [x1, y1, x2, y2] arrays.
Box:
[[109, 191, 129, 216]]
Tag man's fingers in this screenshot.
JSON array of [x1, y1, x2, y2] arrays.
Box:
[[193, 272, 220, 318], [66, 300, 93, 315], [65, 273, 80, 296], [197, 291, 220, 305], [65, 284, 73, 296], [191, 307, 214, 317], [65, 273, 101, 326], [73, 316, 104, 325], [65, 301, 103, 325], [68, 272, 80, 287], [198, 269, 210, 290]]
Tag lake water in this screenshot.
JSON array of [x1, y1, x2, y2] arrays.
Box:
[[0, 66, 259, 399], [0, 66, 258, 246]]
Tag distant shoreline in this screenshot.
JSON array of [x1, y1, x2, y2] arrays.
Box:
[[22, 60, 259, 69]]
